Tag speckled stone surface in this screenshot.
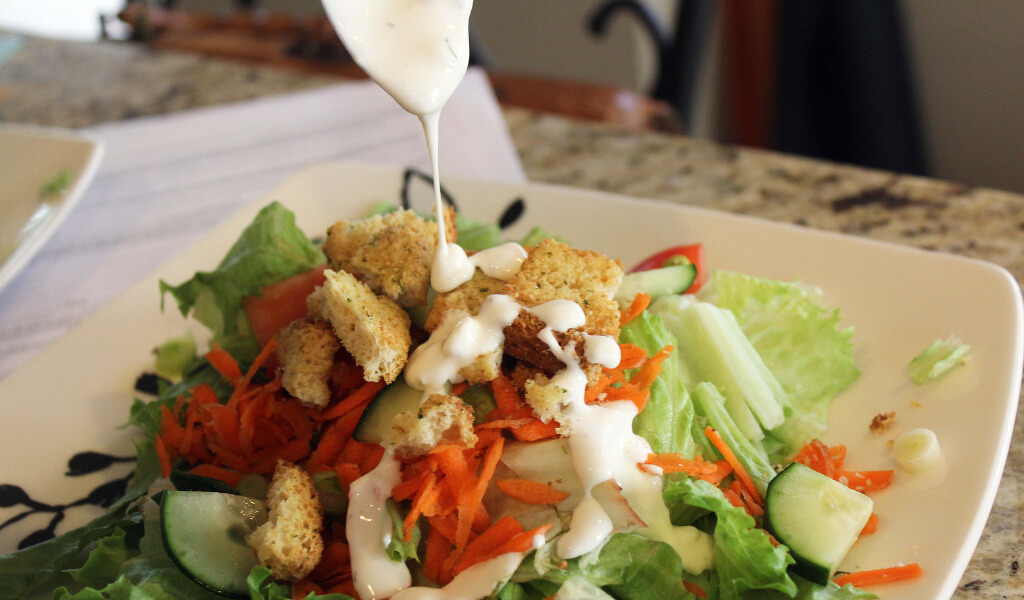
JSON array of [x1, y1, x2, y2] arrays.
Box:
[[3, 35, 1023, 599]]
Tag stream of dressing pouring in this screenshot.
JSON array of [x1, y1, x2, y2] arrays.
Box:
[[321, 0, 476, 293], [324, 2, 712, 598]]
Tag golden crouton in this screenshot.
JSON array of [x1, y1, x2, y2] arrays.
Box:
[[322, 208, 456, 308], [307, 269, 411, 384], [503, 239, 622, 337], [459, 348, 503, 385], [387, 393, 478, 457], [501, 239, 622, 381], [523, 373, 572, 428], [425, 270, 505, 332], [247, 461, 323, 582], [276, 318, 340, 408], [425, 270, 506, 384]]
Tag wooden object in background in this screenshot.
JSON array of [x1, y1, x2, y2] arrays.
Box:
[[116, 4, 682, 133]]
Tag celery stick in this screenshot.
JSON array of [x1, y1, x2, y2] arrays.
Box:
[[652, 297, 788, 439], [909, 335, 972, 384], [691, 382, 775, 496]]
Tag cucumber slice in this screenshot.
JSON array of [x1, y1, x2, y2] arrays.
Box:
[[765, 463, 873, 585], [615, 264, 697, 307], [353, 376, 423, 444], [161, 490, 268, 597], [460, 384, 498, 424]]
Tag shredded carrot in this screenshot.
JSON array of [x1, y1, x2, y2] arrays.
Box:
[[307, 417, 352, 468], [189, 463, 245, 487], [321, 380, 387, 421], [451, 381, 470, 397], [454, 516, 524, 573], [229, 338, 277, 407], [860, 513, 880, 536], [617, 343, 648, 369], [404, 472, 438, 542], [833, 563, 923, 588], [620, 292, 651, 326], [837, 470, 895, 493], [391, 471, 431, 502], [423, 526, 452, 585], [729, 480, 764, 517], [793, 439, 836, 478], [475, 418, 535, 431], [722, 487, 745, 509], [705, 426, 762, 505], [496, 478, 570, 505], [644, 453, 720, 478], [629, 345, 673, 390], [483, 523, 552, 560], [360, 444, 385, 474], [431, 445, 473, 495], [830, 444, 847, 471], [455, 436, 504, 556], [705, 460, 734, 485], [683, 581, 708, 599], [335, 463, 362, 493], [491, 375, 525, 417], [154, 434, 172, 478], [205, 344, 242, 382], [510, 418, 560, 442]]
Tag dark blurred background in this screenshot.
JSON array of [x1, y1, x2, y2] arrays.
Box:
[[2, 0, 1022, 193]]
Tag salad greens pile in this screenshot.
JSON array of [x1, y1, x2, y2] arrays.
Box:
[[0, 201, 876, 600]]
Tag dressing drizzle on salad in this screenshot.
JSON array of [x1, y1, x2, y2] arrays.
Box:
[[323, 1, 717, 597]]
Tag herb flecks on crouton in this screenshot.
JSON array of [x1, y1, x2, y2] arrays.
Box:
[[387, 393, 478, 457], [307, 269, 411, 384], [323, 208, 456, 308]]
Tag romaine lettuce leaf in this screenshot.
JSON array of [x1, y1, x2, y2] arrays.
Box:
[[159, 201, 326, 363], [65, 529, 130, 589], [619, 311, 703, 458], [510, 534, 698, 599], [678, 478, 796, 598], [0, 440, 161, 600]]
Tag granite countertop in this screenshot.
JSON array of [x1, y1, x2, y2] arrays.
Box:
[[2, 35, 1023, 598]]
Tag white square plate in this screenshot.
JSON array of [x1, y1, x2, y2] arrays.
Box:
[[1, 162, 1020, 600], [0, 124, 104, 293]]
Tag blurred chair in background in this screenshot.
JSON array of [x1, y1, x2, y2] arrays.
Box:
[[589, 0, 927, 175]]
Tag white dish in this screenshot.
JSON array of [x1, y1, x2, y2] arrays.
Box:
[[0, 162, 1020, 600], [0, 124, 104, 293]]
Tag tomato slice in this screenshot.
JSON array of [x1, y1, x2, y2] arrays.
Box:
[[243, 264, 328, 347], [630, 244, 706, 293]]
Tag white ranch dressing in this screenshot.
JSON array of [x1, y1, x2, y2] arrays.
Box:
[[321, 0, 472, 117], [533, 316, 715, 573], [391, 551, 531, 600], [346, 449, 411, 599]]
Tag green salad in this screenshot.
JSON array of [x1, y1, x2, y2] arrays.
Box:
[[0, 201, 901, 600]]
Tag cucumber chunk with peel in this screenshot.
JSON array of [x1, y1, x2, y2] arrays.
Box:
[[615, 263, 697, 308], [161, 490, 268, 597], [353, 376, 423, 444], [765, 462, 873, 585]]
